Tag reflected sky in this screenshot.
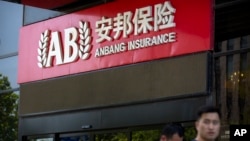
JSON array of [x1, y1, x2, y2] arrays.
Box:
[[0, 1, 23, 56], [0, 56, 19, 89]]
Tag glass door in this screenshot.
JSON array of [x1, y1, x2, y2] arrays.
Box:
[[95, 132, 129, 141], [26, 135, 54, 141], [59, 133, 92, 141]]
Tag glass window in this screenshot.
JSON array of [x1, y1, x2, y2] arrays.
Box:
[[215, 35, 250, 140], [227, 39, 234, 50], [226, 55, 234, 80], [30, 138, 53, 141], [23, 6, 64, 25], [239, 53, 249, 124], [60, 135, 90, 141], [0, 1, 23, 56], [60, 133, 92, 141], [215, 42, 222, 52], [27, 135, 54, 141], [0, 56, 19, 89], [132, 129, 160, 141], [240, 35, 249, 49], [95, 132, 128, 141], [240, 53, 248, 71], [226, 55, 234, 119]]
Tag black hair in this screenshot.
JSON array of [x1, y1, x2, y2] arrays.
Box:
[[161, 123, 184, 139], [196, 105, 221, 120]]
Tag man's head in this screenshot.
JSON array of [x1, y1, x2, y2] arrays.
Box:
[[195, 105, 221, 141], [160, 123, 184, 141]]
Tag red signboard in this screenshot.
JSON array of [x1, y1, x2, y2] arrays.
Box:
[[18, 0, 213, 83]]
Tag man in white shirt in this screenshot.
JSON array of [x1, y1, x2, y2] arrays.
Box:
[[192, 105, 221, 141]]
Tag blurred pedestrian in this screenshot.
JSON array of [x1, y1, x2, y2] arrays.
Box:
[[160, 123, 184, 141], [192, 105, 221, 141]]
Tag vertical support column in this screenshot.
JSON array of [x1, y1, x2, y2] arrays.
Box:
[[220, 40, 227, 124], [231, 38, 240, 124]]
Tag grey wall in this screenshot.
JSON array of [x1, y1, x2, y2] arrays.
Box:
[[19, 52, 210, 115], [19, 96, 208, 136]]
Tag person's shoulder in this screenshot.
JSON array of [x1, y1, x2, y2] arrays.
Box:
[[191, 139, 197, 141]]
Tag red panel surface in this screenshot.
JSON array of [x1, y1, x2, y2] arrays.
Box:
[[18, 0, 213, 83]]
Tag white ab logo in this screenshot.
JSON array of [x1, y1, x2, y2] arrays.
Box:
[[38, 21, 92, 68]]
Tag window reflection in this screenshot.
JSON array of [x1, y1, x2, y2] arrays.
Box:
[[0, 1, 23, 56], [94, 129, 160, 141], [216, 35, 250, 127], [132, 129, 160, 141], [227, 39, 234, 50], [215, 42, 222, 52], [0, 56, 19, 89], [27, 137, 53, 141], [240, 36, 249, 49], [95, 132, 128, 141], [239, 53, 249, 124], [29, 125, 195, 141], [60, 135, 90, 141]]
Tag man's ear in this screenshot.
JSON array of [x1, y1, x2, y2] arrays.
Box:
[[161, 135, 168, 141], [195, 120, 199, 130]]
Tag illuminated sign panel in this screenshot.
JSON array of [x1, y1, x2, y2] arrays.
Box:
[[18, 0, 212, 83], [37, 21, 92, 68]]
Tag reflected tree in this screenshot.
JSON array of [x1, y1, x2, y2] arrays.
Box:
[[184, 126, 196, 141], [95, 129, 160, 141], [132, 129, 160, 141], [226, 67, 250, 124], [95, 132, 128, 141], [0, 73, 19, 141]]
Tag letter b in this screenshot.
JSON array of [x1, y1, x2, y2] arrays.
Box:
[[64, 27, 79, 64]]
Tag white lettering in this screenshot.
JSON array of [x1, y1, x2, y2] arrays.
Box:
[[169, 32, 176, 42], [113, 13, 124, 40], [64, 27, 79, 64], [95, 42, 126, 57], [95, 17, 113, 43], [133, 6, 153, 35], [46, 32, 63, 67], [234, 129, 247, 136], [128, 32, 176, 50], [95, 1, 176, 43], [242, 129, 247, 136], [154, 1, 176, 31], [123, 11, 133, 38]]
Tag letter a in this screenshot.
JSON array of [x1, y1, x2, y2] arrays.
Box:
[[46, 31, 63, 67], [234, 129, 241, 136]]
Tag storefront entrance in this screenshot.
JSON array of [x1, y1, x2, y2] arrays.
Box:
[[25, 126, 162, 141], [24, 123, 197, 141]]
